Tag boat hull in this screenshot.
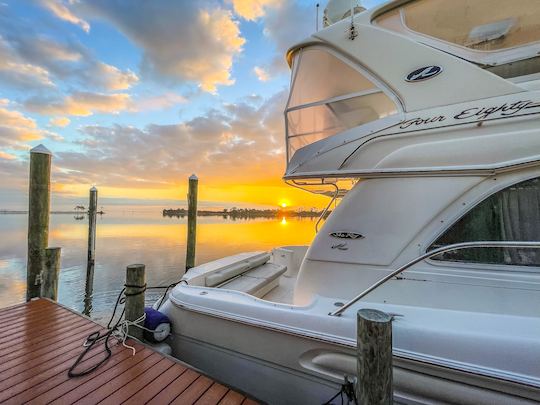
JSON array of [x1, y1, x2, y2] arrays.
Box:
[[161, 299, 540, 405]]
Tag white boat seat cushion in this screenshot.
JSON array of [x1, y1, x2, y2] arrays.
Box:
[[219, 263, 287, 296], [205, 252, 270, 287]]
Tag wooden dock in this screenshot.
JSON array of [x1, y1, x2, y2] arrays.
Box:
[[0, 299, 257, 404]]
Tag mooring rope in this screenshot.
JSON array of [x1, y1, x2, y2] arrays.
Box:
[[68, 279, 183, 378], [322, 377, 357, 405], [69, 283, 145, 377]]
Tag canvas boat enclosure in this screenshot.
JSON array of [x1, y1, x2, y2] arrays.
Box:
[[284, 0, 540, 196]]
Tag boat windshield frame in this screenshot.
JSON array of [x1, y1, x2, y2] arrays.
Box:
[[285, 45, 402, 165]]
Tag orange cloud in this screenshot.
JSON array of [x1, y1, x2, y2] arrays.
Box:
[[230, 0, 284, 20], [49, 116, 71, 127], [0, 151, 16, 160], [26, 92, 132, 117], [82, 2, 245, 93], [0, 103, 52, 151], [189, 9, 246, 92], [254, 66, 270, 81]]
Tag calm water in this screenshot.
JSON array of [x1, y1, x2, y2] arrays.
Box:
[[0, 211, 316, 323]]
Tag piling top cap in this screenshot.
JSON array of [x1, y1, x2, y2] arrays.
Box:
[[30, 144, 51, 155], [189, 174, 198, 180], [90, 186, 97, 191]]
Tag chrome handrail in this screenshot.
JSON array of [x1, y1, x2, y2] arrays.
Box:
[[315, 183, 339, 233], [329, 241, 540, 317]]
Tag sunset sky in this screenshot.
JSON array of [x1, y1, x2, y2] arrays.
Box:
[[0, 0, 382, 210]]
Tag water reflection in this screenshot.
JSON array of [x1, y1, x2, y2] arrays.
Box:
[[0, 211, 316, 323], [83, 261, 95, 317]]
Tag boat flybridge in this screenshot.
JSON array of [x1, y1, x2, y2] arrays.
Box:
[[159, 0, 540, 403]]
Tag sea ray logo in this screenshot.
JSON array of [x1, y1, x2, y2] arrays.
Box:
[[329, 232, 364, 240], [406, 66, 442, 82]]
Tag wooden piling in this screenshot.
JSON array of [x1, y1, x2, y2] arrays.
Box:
[[27, 144, 52, 301], [185, 174, 198, 270], [87, 186, 97, 271], [125, 264, 146, 340], [357, 308, 393, 405], [41, 247, 61, 300]]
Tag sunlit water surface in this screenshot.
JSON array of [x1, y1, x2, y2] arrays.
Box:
[[0, 211, 316, 324]]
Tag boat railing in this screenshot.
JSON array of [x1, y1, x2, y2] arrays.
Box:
[[315, 183, 339, 233], [328, 241, 540, 317]]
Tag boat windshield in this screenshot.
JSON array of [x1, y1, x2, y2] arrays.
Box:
[[286, 47, 397, 162], [375, 0, 540, 52]]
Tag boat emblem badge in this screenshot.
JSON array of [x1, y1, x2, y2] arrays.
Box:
[[406, 66, 442, 82], [329, 232, 364, 239]]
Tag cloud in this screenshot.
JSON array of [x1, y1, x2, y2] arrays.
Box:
[[89, 63, 139, 91], [39, 0, 90, 32], [253, 66, 270, 81], [134, 92, 187, 111], [0, 104, 47, 152], [47, 132, 65, 142], [229, 0, 283, 20], [252, 2, 315, 78], [25, 92, 132, 117], [0, 36, 53, 89], [78, 1, 245, 92], [49, 117, 71, 127], [0, 151, 16, 160], [0, 11, 137, 92], [54, 89, 288, 189], [34, 39, 82, 62]]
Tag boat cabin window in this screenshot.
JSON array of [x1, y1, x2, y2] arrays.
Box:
[[375, 0, 540, 51], [286, 47, 398, 161], [429, 177, 540, 267]]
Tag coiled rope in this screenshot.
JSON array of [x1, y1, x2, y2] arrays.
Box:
[[68, 279, 183, 378], [69, 283, 146, 377]]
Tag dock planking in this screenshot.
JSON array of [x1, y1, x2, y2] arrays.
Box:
[[0, 299, 257, 404]]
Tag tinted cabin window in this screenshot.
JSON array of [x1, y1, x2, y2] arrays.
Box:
[[375, 0, 540, 79], [375, 0, 540, 51], [430, 178, 540, 266]]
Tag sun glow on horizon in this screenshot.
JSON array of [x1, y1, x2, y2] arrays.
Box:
[[278, 199, 290, 208]]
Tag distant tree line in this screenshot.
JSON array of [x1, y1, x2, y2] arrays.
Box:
[[162, 207, 330, 219]]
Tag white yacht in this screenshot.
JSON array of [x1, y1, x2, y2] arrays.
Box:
[[159, 1, 540, 403]]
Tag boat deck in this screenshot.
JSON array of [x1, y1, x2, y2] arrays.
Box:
[[0, 298, 257, 404]]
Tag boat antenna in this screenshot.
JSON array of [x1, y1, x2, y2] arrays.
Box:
[[349, 0, 358, 40], [316, 3, 320, 32]]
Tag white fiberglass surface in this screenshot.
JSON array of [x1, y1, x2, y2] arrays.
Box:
[[376, 0, 540, 52], [286, 47, 398, 162]]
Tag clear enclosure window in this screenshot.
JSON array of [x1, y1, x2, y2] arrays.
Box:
[[286, 48, 397, 160], [375, 0, 540, 51], [430, 177, 540, 267], [289, 49, 377, 108]]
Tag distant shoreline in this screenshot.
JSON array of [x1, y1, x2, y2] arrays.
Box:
[[162, 208, 330, 219], [0, 210, 105, 215]]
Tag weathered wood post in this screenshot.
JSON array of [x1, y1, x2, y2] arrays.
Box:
[[83, 187, 98, 315], [185, 174, 198, 271], [27, 144, 52, 301], [357, 308, 393, 404], [41, 247, 61, 300], [87, 186, 97, 272], [125, 264, 146, 340]]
